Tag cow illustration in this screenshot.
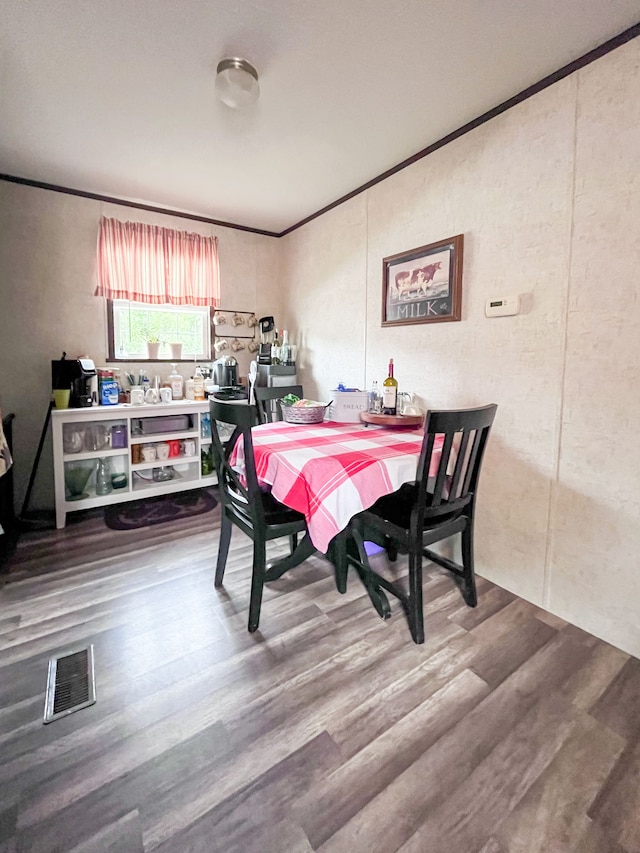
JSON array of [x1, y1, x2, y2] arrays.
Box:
[[394, 261, 442, 300]]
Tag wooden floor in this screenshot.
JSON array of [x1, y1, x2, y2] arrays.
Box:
[[1, 503, 639, 853]]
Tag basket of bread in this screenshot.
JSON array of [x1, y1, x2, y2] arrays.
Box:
[[280, 394, 330, 424]]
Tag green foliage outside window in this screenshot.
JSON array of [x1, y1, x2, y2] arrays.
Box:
[[112, 301, 210, 359]]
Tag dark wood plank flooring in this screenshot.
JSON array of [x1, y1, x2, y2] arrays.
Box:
[[1, 502, 638, 852]]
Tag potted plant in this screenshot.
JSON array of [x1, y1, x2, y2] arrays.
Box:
[[169, 341, 183, 360], [146, 336, 161, 360]]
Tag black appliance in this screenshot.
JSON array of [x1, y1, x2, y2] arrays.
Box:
[[256, 364, 298, 387], [213, 356, 239, 388], [212, 387, 248, 401], [51, 357, 96, 407], [258, 316, 275, 364]]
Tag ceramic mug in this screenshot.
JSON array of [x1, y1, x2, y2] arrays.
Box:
[[156, 442, 170, 460], [182, 439, 196, 457], [142, 445, 157, 462], [130, 387, 144, 406], [159, 387, 172, 403]]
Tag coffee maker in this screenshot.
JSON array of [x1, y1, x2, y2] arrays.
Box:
[[212, 356, 247, 400], [51, 356, 97, 407]]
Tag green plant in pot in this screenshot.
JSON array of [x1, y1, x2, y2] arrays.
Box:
[[146, 336, 161, 359]]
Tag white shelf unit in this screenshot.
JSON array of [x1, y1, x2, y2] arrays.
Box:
[[52, 400, 215, 529]]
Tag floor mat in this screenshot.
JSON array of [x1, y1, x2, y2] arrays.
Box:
[[104, 487, 218, 530]]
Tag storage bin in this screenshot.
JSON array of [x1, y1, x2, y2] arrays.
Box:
[[138, 415, 191, 434], [330, 391, 370, 423]]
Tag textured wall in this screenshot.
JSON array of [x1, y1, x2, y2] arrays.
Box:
[[547, 42, 640, 655], [279, 195, 368, 401], [280, 39, 640, 657], [0, 184, 280, 509]]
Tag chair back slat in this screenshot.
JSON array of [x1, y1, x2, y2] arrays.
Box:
[[255, 385, 304, 423], [431, 430, 456, 506], [462, 429, 483, 494], [449, 429, 471, 499]]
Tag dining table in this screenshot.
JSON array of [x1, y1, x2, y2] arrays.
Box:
[[229, 420, 447, 604]]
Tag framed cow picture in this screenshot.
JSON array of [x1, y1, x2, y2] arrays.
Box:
[[382, 234, 463, 326]]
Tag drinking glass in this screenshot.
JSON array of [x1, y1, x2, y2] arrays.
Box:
[[63, 427, 85, 453], [85, 424, 110, 452]]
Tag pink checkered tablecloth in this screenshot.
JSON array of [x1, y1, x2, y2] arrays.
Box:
[[230, 420, 443, 553]]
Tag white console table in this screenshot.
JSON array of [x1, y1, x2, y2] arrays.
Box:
[[51, 400, 215, 529]]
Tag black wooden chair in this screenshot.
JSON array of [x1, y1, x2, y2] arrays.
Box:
[[210, 399, 314, 632], [254, 385, 303, 424], [341, 404, 497, 644]]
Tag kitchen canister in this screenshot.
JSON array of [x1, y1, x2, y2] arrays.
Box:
[[111, 472, 127, 489], [111, 424, 127, 448]]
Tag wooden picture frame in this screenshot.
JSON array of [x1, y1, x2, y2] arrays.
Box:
[[382, 234, 463, 326]]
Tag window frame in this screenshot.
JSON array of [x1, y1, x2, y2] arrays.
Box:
[[106, 299, 215, 363]]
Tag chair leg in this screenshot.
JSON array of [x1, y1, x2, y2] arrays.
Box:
[[350, 527, 391, 620], [385, 537, 398, 562], [331, 529, 350, 594], [460, 523, 478, 607], [407, 545, 425, 644], [215, 512, 232, 587], [248, 539, 267, 633]]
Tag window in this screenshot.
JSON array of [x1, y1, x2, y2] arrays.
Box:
[[96, 217, 220, 360], [108, 300, 212, 360]]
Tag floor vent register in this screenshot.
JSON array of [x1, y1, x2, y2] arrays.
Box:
[[43, 645, 96, 724]]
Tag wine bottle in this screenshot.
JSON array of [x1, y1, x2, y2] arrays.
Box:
[[382, 359, 398, 415], [281, 329, 291, 365]]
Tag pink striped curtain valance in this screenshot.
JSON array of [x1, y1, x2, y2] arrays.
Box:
[[95, 217, 220, 306]]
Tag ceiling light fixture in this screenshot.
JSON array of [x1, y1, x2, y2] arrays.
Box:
[[215, 57, 260, 109]]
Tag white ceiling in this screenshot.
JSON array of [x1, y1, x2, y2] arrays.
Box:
[[1, 1, 639, 233]]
